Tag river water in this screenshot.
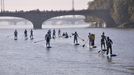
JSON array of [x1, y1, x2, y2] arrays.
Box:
[[0, 25, 134, 75]]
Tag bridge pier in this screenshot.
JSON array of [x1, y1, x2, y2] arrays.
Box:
[[32, 22, 42, 29], [105, 20, 116, 27]]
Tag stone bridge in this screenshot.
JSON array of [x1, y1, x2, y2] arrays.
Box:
[[0, 10, 116, 29]]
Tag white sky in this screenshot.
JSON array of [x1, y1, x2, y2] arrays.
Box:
[[4, 0, 94, 11]]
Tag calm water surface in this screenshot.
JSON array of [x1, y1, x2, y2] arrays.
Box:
[[0, 25, 134, 75]]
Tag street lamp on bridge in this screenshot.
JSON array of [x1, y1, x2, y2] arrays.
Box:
[[72, 0, 74, 11], [1, 0, 5, 12]]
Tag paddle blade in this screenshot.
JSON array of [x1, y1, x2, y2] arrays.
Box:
[[82, 44, 85, 47]]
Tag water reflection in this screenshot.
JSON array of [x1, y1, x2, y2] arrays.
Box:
[[107, 56, 112, 62], [46, 47, 51, 53]]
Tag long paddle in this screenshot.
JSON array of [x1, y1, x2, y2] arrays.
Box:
[[34, 40, 45, 43], [82, 39, 88, 47], [78, 36, 84, 41]]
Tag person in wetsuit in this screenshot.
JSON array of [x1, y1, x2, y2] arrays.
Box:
[[101, 32, 106, 50], [90, 34, 95, 47], [72, 32, 79, 44], [30, 29, 33, 40], [58, 29, 61, 37], [45, 32, 51, 47], [24, 29, 28, 40], [106, 37, 113, 55], [14, 29, 18, 40], [88, 33, 91, 47], [52, 29, 56, 39]]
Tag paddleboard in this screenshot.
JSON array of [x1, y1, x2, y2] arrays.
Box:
[[14, 39, 17, 40], [106, 54, 117, 57], [110, 54, 117, 57], [75, 43, 80, 45], [102, 49, 107, 51], [25, 38, 28, 40], [30, 38, 34, 40], [98, 49, 106, 54], [90, 46, 97, 48], [47, 46, 52, 48]]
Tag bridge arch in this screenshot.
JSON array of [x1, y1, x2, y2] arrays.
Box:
[[85, 16, 107, 27], [0, 16, 33, 28], [43, 15, 88, 24], [42, 15, 89, 28], [40, 10, 116, 28]]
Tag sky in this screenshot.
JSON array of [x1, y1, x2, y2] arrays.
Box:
[[4, 0, 94, 11]]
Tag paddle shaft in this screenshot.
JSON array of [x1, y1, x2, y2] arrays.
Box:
[[34, 40, 45, 43]]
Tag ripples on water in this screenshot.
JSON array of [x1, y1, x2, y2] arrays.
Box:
[[0, 24, 134, 75]]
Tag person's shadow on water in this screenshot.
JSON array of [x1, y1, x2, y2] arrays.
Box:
[[46, 48, 50, 53]]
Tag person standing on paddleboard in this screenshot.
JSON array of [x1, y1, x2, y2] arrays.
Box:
[[45, 32, 51, 47], [24, 29, 28, 40], [106, 37, 113, 55], [101, 32, 106, 50], [58, 29, 61, 37], [14, 29, 18, 40], [88, 33, 91, 47], [90, 34, 95, 47], [72, 32, 79, 45], [52, 29, 56, 39], [30, 29, 33, 40]]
